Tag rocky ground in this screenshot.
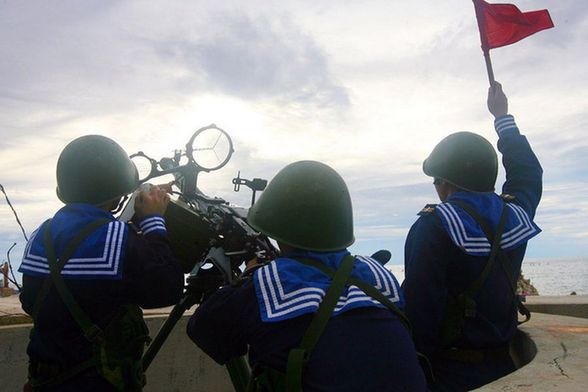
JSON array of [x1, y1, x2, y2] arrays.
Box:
[[518, 273, 540, 296]]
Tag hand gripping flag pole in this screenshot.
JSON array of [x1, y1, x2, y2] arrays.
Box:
[[472, 0, 554, 87]]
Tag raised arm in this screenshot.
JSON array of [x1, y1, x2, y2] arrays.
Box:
[[125, 185, 184, 308], [487, 82, 543, 217]]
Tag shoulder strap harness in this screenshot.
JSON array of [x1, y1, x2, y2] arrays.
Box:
[[30, 219, 149, 391], [248, 255, 418, 392], [440, 200, 530, 348]]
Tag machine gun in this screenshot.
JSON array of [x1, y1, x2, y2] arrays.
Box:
[[120, 124, 276, 388]]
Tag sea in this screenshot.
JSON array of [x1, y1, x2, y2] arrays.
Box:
[[388, 256, 588, 296]]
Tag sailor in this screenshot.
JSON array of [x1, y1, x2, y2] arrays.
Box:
[[19, 135, 184, 391], [403, 82, 542, 391], [187, 160, 426, 391]]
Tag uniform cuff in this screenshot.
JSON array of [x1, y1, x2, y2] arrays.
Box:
[[138, 215, 167, 235], [494, 115, 519, 137]]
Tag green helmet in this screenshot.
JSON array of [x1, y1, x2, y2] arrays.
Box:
[[423, 131, 498, 192], [56, 135, 139, 205], [247, 160, 355, 252]]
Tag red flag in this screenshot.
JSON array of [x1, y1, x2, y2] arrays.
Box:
[[474, 0, 554, 50]]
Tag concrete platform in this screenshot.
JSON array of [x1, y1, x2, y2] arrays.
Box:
[[2, 294, 588, 390], [0, 316, 233, 392], [0, 294, 178, 325], [525, 295, 588, 319], [478, 312, 588, 391]]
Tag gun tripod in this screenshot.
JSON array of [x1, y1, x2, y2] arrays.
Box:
[[141, 274, 251, 392]]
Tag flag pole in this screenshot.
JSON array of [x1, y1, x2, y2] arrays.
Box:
[[482, 49, 495, 86], [472, 0, 496, 86]]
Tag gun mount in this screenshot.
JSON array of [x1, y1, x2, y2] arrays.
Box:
[[120, 124, 276, 377], [123, 124, 276, 276]]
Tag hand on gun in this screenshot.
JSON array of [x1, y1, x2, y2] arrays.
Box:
[[241, 257, 261, 276], [134, 183, 173, 218]]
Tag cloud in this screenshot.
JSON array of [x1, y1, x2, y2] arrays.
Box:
[[1, 0, 587, 271], [156, 12, 349, 106], [1, 1, 348, 138]]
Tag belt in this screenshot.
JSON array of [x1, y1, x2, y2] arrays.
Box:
[[29, 360, 99, 385]]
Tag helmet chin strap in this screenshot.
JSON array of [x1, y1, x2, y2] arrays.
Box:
[[110, 195, 129, 214], [97, 195, 129, 214]]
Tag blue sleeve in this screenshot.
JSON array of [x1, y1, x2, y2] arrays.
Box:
[[495, 115, 543, 218], [186, 282, 252, 364], [124, 215, 184, 308], [403, 214, 451, 357]]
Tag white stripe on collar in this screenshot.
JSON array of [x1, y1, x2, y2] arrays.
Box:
[[19, 220, 127, 277], [256, 256, 400, 321], [436, 202, 539, 255]]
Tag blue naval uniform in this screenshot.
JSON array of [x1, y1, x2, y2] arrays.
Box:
[[188, 249, 427, 391], [403, 115, 542, 391], [19, 203, 184, 391]]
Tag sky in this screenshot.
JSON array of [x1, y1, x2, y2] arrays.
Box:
[[1, 0, 587, 281]]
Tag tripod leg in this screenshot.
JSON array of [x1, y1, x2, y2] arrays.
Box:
[[226, 356, 251, 392], [142, 295, 194, 371], [142, 286, 250, 391]]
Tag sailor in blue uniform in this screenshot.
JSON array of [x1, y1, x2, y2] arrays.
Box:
[[188, 160, 426, 391], [19, 135, 184, 391], [403, 82, 542, 391]]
